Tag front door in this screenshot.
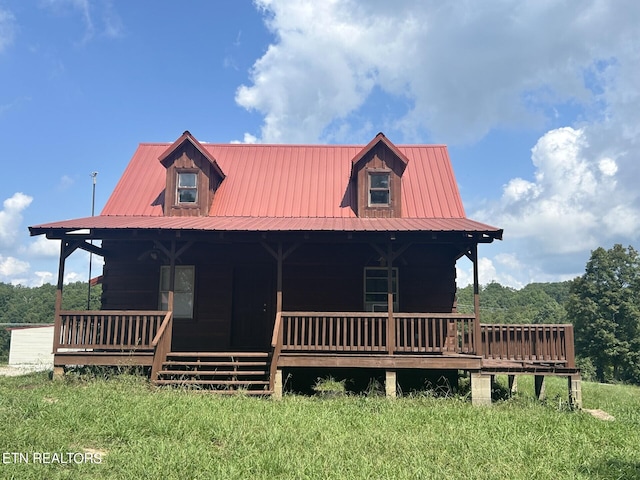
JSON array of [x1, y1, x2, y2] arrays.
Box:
[[231, 265, 274, 349]]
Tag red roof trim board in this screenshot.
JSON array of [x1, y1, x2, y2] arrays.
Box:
[[29, 215, 502, 238]]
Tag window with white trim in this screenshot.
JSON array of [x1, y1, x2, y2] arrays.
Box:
[[177, 172, 198, 204], [364, 267, 398, 312], [159, 265, 195, 319], [368, 172, 390, 206]]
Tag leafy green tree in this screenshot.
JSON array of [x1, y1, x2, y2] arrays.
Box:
[[567, 245, 640, 384], [456, 281, 570, 324], [0, 281, 102, 361]]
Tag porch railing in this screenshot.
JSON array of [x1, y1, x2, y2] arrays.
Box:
[[278, 312, 476, 354], [480, 324, 575, 367], [395, 313, 476, 354], [55, 310, 169, 352]]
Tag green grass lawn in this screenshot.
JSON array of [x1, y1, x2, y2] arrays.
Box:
[[0, 372, 639, 479]]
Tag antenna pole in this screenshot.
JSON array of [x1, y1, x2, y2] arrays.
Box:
[[87, 172, 98, 309]]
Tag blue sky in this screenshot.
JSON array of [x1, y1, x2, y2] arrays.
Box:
[[1, 1, 639, 288]]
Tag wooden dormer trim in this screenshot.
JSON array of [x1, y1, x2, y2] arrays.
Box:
[[351, 132, 410, 171], [349, 133, 408, 218], [160, 131, 225, 217]]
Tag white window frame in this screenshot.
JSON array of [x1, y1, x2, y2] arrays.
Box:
[[364, 267, 399, 312], [159, 265, 195, 319], [176, 171, 198, 204], [368, 171, 391, 207]]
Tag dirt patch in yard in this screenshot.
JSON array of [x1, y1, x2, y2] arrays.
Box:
[[0, 365, 51, 377], [584, 408, 615, 421]]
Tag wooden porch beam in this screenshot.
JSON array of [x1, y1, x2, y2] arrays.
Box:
[[73, 240, 105, 257], [153, 240, 193, 262], [260, 241, 299, 262], [369, 242, 412, 263]]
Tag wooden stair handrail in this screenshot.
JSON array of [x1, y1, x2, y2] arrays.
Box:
[[271, 311, 283, 348], [151, 312, 173, 383], [269, 312, 284, 393], [152, 311, 173, 347]]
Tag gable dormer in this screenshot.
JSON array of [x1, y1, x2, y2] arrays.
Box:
[[349, 133, 409, 218], [159, 131, 225, 217]]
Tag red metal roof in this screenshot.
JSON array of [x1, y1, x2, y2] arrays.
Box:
[[30, 133, 502, 238], [102, 141, 466, 218]]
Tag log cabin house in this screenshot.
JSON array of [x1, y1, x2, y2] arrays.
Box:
[[29, 131, 581, 406]]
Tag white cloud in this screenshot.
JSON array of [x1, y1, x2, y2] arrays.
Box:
[[0, 255, 30, 278], [230, 133, 259, 144], [41, 0, 123, 43], [101, 0, 124, 39], [456, 255, 524, 289], [34, 271, 55, 286], [477, 124, 640, 260], [64, 271, 83, 283], [27, 237, 61, 257], [0, 7, 16, 53], [57, 175, 75, 191], [0, 192, 33, 248], [598, 158, 617, 177], [238, 1, 640, 144]]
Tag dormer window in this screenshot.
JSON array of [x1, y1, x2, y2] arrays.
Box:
[[177, 172, 198, 204], [160, 131, 225, 216], [369, 172, 390, 206]]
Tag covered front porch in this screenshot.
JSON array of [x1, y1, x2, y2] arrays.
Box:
[[36, 224, 579, 405], [50, 307, 579, 403]]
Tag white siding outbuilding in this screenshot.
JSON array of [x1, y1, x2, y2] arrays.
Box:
[[8, 325, 54, 368]]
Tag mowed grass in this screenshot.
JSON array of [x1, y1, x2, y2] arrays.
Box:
[[0, 372, 639, 479]]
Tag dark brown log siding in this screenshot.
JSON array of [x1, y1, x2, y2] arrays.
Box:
[[100, 238, 458, 351]]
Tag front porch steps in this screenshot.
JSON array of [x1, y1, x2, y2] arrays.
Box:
[[154, 351, 272, 395]]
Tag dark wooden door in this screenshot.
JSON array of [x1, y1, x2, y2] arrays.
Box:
[[231, 265, 274, 349]]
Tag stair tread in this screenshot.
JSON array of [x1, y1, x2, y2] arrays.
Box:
[[158, 370, 267, 376], [155, 379, 270, 385], [164, 361, 268, 367], [168, 351, 269, 358], [57, 351, 153, 356]]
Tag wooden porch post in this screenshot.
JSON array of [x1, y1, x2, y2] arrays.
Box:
[[262, 241, 298, 396], [272, 243, 284, 398], [167, 240, 176, 315], [387, 241, 395, 356], [276, 243, 283, 313], [472, 243, 482, 356], [52, 239, 68, 380]]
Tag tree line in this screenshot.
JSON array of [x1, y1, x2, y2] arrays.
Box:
[[1, 245, 638, 384], [0, 282, 101, 362], [458, 244, 640, 384]]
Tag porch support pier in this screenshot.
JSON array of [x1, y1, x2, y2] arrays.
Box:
[[471, 373, 492, 406]]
